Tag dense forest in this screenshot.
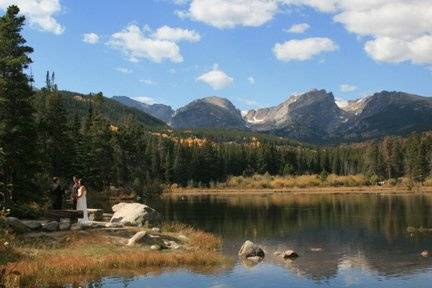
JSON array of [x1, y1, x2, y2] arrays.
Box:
[[1, 6, 432, 216]]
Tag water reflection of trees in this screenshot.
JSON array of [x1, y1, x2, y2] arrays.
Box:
[[161, 194, 432, 241], [160, 194, 432, 280]]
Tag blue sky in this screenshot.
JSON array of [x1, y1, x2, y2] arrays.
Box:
[[1, 0, 431, 110]]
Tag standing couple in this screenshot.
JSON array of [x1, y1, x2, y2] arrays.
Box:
[[71, 176, 89, 224]]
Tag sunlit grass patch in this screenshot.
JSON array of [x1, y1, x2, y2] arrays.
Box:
[[1, 225, 228, 286]]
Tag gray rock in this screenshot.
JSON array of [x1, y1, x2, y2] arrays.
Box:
[[178, 234, 189, 242], [238, 240, 265, 259], [105, 222, 124, 228], [22, 220, 42, 230], [88, 209, 104, 221], [103, 213, 114, 221], [79, 221, 106, 229], [6, 217, 31, 234], [59, 222, 71, 231], [282, 250, 299, 259], [42, 221, 59, 232], [152, 227, 161, 233], [164, 240, 181, 250], [127, 231, 147, 246], [70, 224, 82, 231], [150, 244, 162, 251], [110, 202, 161, 227]]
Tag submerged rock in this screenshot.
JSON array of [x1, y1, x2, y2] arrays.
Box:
[[240, 256, 262, 268], [238, 240, 265, 259], [247, 256, 263, 263], [110, 203, 161, 227]]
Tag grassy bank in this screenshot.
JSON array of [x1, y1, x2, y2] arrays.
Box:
[[0, 223, 229, 286], [167, 174, 432, 194]]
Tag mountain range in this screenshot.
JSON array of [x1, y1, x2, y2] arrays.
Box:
[[113, 90, 432, 144]]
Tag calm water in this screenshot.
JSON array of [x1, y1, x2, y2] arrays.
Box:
[[80, 193, 432, 288]]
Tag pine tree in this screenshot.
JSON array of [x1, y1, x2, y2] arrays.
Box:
[[364, 142, 384, 179], [0, 6, 39, 203], [45, 71, 73, 178], [405, 134, 427, 185]]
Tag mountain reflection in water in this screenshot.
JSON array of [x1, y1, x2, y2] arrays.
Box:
[[79, 193, 432, 288], [154, 194, 432, 280]]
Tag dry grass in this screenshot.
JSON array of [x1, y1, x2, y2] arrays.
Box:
[[1, 225, 227, 286], [222, 174, 369, 189]]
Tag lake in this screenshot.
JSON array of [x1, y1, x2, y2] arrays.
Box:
[[75, 193, 432, 288]]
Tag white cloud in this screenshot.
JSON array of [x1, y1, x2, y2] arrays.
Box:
[[115, 67, 133, 74], [273, 37, 338, 61], [339, 84, 357, 92], [179, 0, 278, 29], [248, 76, 255, 84], [286, 23, 310, 33], [83, 33, 100, 44], [197, 64, 234, 90], [152, 25, 201, 42], [0, 0, 64, 34], [132, 96, 156, 104], [140, 79, 157, 85], [280, 0, 432, 65], [365, 36, 432, 64], [108, 24, 184, 63]]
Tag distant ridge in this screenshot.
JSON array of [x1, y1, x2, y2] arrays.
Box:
[[111, 90, 432, 144]]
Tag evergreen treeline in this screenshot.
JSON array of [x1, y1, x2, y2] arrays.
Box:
[[1, 6, 432, 215]]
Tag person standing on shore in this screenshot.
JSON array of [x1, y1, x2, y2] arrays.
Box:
[[71, 176, 79, 209], [50, 177, 64, 210], [76, 178, 89, 224]]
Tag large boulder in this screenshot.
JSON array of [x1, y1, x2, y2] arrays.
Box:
[[110, 203, 161, 227], [238, 240, 265, 259]]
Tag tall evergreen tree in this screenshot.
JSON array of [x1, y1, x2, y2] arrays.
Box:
[[45, 71, 73, 178], [0, 6, 39, 203]]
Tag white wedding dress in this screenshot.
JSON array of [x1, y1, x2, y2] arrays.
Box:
[[77, 186, 89, 224]]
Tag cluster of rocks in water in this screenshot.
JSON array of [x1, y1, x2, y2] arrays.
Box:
[[238, 240, 299, 266]]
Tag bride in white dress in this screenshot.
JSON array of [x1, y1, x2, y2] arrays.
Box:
[[76, 179, 89, 224]]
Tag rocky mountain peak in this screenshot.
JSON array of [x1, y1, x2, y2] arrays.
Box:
[[171, 96, 246, 129]]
